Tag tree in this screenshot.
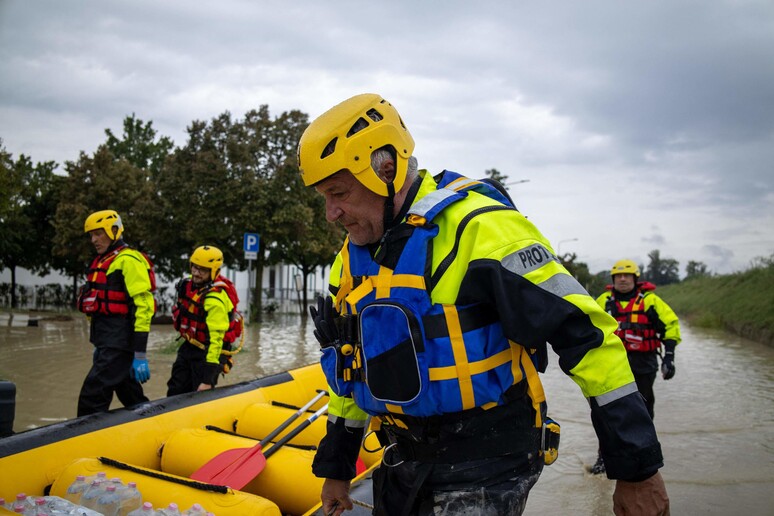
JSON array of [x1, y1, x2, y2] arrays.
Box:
[[484, 168, 509, 184], [685, 260, 710, 280], [148, 106, 335, 320], [0, 143, 61, 308], [644, 249, 680, 285], [104, 114, 174, 178], [265, 162, 344, 313], [52, 146, 157, 303]]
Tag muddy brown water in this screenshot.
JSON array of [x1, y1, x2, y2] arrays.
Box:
[[1, 314, 772, 515]]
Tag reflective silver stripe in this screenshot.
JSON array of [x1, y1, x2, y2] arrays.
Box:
[[327, 414, 369, 428], [594, 382, 639, 407], [502, 244, 558, 276], [538, 273, 589, 298], [408, 189, 457, 218], [447, 177, 481, 191]]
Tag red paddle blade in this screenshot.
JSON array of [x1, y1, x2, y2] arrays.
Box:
[[356, 457, 367, 475], [190, 444, 266, 488]]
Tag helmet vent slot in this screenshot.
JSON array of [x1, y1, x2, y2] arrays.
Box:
[[366, 108, 383, 123], [321, 137, 338, 159], [347, 117, 370, 137]]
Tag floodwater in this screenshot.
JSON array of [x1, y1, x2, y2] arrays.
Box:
[[1, 313, 772, 515]]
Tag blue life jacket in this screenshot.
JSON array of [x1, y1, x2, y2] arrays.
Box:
[[322, 171, 530, 417]]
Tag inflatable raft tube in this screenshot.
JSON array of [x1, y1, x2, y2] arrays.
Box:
[[49, 457, 281, 515]]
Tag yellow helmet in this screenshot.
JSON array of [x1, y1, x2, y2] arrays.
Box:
[[190, 245, 223, 281], [611, 259, 640, 277], [298, 93, 415, 196], [84, 210, 123, 240]]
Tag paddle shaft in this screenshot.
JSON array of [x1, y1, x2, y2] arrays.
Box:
[[204, 402, 329, 488], [189, 389, 328, 484], [261, 389, 327, 445], [264, 403, 328, 460]]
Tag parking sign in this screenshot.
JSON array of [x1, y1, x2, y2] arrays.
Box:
[[244, 233, 260, 260]]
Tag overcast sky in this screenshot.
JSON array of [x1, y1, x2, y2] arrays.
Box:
[[1, 0, 772, 276]]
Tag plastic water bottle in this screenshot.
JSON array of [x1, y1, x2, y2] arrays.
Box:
[[126, 502, 156, 516], [79, 480, 105, 510], [29, 498, 50, 515], [65, 475, 89, 504], [84, 471, 108, 484], [115, 481, 142, 516], [157, 502, 181, 516], [94, 484, 121, 516], [41, 496, 75, 515], [10, 494, 35, 514], [181, 503, 206, 516]]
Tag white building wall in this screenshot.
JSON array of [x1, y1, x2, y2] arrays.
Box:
[[1, 262, 331, 315]]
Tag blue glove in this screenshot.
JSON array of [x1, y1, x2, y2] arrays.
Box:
[[131, 353, 150, 384]]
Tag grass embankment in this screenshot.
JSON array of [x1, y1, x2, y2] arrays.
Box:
[[658, 262, 774, 346]]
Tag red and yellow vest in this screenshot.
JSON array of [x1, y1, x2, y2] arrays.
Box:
[[603, 283, 661, 352], [173, 276, 242, 346], [78, 244, 156, 316]]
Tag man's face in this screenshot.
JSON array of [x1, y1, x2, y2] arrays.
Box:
[[613, 273, 637, 294], [191, 263, 211, 286], [89, 228, 113, 254], [315, 171, 386, 246]]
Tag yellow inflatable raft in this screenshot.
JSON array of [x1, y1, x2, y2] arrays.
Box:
[[0, 364, 381, 515]]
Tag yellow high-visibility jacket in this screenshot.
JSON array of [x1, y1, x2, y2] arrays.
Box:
[[312, 170, 661, 482]]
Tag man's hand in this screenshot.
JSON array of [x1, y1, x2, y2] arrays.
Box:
[[321, 478, 352, 516], [131, 353, 150, 384], [613, 471, 670, 516], [309, 295, 339, 347], [661, 340, 677, 380], [661, 353, 675, 380]]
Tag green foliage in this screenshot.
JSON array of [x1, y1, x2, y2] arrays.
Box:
[[644, 249, 680, 285], [484, 168, 508, 184], [104, 114, 173, 178], [52, 145, 157, 280], [685, 260, 710, 279], [658, 255, 774, 345], [0, 142, 61, 307]]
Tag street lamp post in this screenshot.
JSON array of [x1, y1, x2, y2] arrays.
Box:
[[505, 179, 530, 186], [557, 238, 579, 256]]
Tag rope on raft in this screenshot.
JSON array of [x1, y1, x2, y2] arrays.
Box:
[[98, 456, 230, 494]]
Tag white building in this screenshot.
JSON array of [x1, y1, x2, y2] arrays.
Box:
[[0, 263, 330, 317]]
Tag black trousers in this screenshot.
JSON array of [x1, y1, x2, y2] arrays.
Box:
[[373, 390, 545, 515], [634, 371, 657, 419], [166, 342, 222, 396], [373, 454, 543, 515], [77, 346, 148, 416]]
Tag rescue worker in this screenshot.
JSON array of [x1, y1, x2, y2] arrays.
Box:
[[299, 93, 670, 515], [167, 245, 242, 395], [77, 210, 155, 416], [590, 259, 681, 475]]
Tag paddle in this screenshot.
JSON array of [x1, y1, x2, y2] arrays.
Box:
[[190, 390, 328, 485], [199, 402, 329, 489]]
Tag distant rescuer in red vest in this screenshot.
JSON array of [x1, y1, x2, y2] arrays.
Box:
[[77, 210, 156, 416], [592, 258, 682, 474], [167, 245, 243, 395]]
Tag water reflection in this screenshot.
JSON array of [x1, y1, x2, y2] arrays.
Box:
[[1, 315, 772, 514]]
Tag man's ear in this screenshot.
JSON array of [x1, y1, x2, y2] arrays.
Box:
[[378, 159, 396, 183]]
